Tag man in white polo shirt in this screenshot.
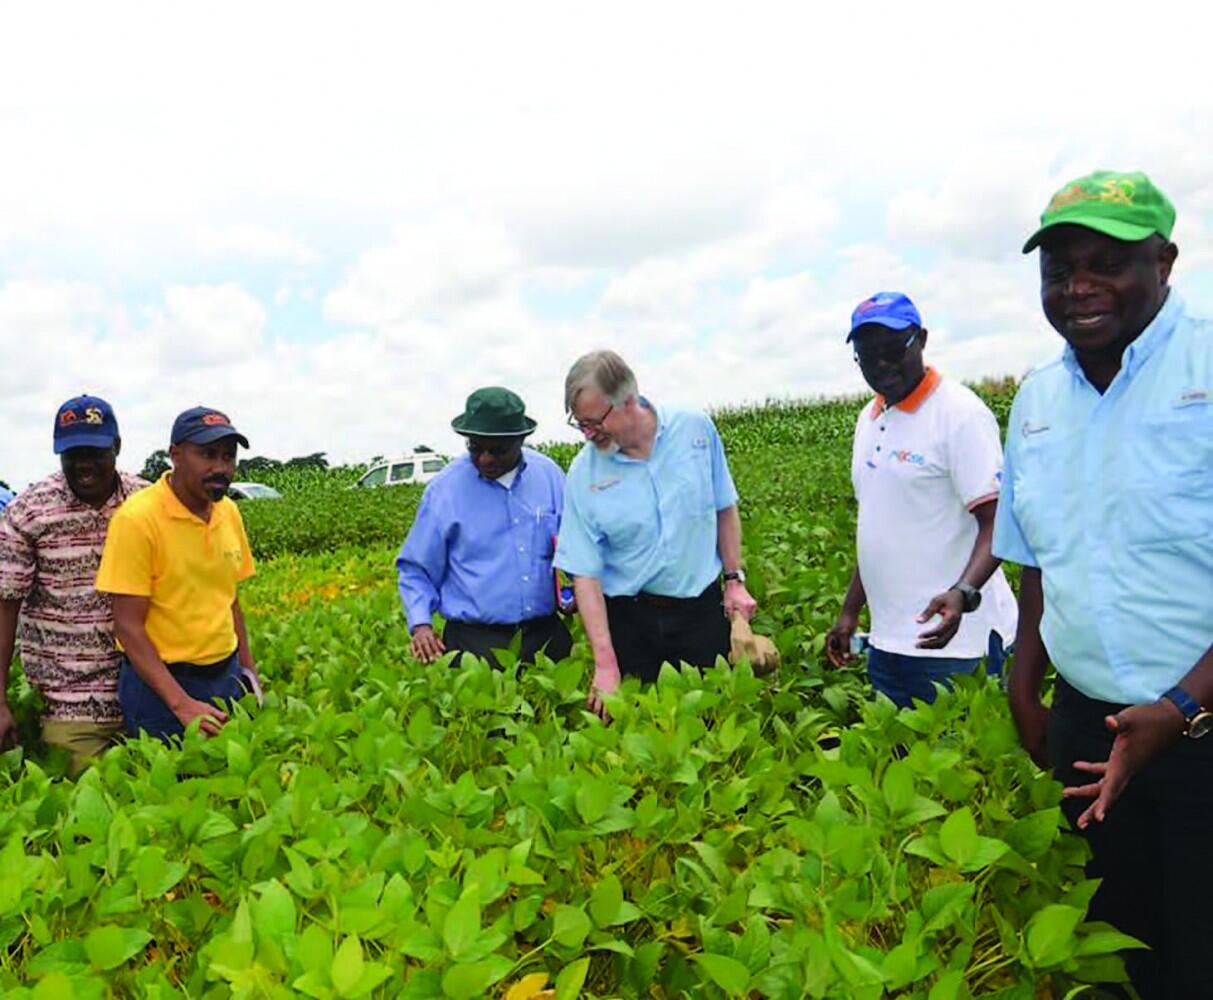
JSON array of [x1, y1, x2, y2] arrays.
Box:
[[826, 291, 1017, 707]]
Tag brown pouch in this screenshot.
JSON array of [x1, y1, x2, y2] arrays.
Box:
[[729, 611, 780, 676]]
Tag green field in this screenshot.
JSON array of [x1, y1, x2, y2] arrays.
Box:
[[0, 382, 1140, 999]]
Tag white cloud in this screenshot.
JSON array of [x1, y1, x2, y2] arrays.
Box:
[[198, 225, 319, 265], [153, 285, 267, 366]]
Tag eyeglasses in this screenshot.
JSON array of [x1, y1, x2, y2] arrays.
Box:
[[853, 329, 918, 368], [567, 403, 613, 433], [466, 440, 516, 459]]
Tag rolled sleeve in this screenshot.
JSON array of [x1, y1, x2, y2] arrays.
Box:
[[991, 433, 1038, 568], [94, 510, 154, 597], [707, 420, 739, 510], [0, 508, 36, 601], [554, 484, 604, 579], [396, 489, 447, 631]]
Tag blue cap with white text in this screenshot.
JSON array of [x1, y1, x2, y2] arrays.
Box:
[[53, 395, 120, 454], [847, 291, 923, 341]]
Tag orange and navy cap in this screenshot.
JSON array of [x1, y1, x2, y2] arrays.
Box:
[[53, 395, 119, 454], [170, 406, 249, 449]]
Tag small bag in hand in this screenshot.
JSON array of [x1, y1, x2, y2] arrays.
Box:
[[728, 611, 780, 676]]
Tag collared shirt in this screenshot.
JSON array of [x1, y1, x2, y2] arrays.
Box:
[[95, 474, 255, 665], [853, 369, 1017, 657], [0, 471, 147, 721], [993, 291, 1213, 703], [555, 403, 739, 598], [397, 449, 565, 630]]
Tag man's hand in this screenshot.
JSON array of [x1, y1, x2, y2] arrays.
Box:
[[1009, 694, 1050, 769], [1064, 701, 1186, 828], [825, 613, 859, 668], [587, 661, 621, 721], [916, 588, 965, 649], [0, 702, 18, 750], [411, 625, 446, 664], [722, 580, 757, 621], [174, 697, 228, 737]]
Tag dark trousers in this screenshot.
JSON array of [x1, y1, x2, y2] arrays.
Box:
[[442, 614, 572, 670], [118, 652, 244, 742], [1050, 678, 1213, 1000], [604, 581, 731, 682]]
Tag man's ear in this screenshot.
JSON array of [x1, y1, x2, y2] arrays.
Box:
[[918, 327, 929, 351], [112, 436, 122, 458], [1159, 241, 1178, 285]]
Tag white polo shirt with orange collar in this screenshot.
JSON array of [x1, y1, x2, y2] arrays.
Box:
[[851, 368, 1017, 658]]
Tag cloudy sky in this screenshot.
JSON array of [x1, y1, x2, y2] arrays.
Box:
[[3, 2, 1212, 487]]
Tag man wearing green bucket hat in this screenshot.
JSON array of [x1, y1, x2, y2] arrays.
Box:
[[995, 170, 1213, 998], [396, 387, 572, 669]]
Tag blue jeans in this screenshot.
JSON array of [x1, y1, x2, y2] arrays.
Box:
[[118, 652, 244, 742], [866, 631, 1006, 709]]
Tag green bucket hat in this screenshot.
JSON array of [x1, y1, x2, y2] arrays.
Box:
[[450, 387, 537, 437], [1022, 169, 1176, 253]]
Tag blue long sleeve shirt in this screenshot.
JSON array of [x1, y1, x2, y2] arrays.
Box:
[[396, 449, 565, 630]]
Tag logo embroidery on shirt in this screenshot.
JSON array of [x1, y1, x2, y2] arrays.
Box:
[[693, 437, 708, 448], [1022, 421, 1051, 438], [891, 450, 926, 466], [1174, 389, 1210, 408], [590, 476, 622, 492]]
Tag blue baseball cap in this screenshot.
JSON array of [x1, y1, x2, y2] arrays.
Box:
[[53, 395, 120, 454], [847, 291, 923, 342], [170, 406, 249, 449]]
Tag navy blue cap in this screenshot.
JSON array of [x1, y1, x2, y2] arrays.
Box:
[[170, 406, 249, 449], [847, 291, 923, 342], [53, 395, 120, 454]]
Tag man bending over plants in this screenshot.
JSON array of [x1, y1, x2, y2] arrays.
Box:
[[555, 350, 758, 719], [826, 292, 1017, 707], [0, 396, 147, 774], [96, 407, 260, 741], [397, 387, 572, 669]]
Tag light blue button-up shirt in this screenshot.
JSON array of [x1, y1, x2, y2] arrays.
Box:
[[993, 291, 1213, 704], [396, 449, 565, 630], [555, 404, 739, 598]]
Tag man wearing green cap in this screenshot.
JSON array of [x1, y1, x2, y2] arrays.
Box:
[[994, 170, 1213, 998], [396, 387, 572, 668]]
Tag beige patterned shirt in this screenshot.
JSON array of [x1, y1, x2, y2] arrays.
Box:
[[0, 471, 147, 721]]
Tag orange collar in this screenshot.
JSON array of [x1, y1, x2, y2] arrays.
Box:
[[871, 367, 942, 419]]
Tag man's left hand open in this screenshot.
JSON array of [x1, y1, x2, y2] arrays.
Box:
[[723, 580, 757, 621], [1063, 701, 1186, 828]]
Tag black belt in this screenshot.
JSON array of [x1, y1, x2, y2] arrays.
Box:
[[624, 581, 720, 608], [449, 613, 557, 630]]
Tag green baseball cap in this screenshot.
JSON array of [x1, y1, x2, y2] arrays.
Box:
[[1022, 169, 1176, 253], [450, 386, 537, 437]]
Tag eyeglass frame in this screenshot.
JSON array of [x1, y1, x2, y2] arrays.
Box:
[[852, 328, 919, 368], [567, 402, 614, 433]]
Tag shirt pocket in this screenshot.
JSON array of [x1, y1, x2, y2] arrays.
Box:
[[669, 449, 715, 520], [1010, 428, 1075, 562], [1115, 404, 1213, 546], [531, 508, 560, 562]]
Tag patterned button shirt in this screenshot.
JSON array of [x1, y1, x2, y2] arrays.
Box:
[[0, 471, 147, 721]]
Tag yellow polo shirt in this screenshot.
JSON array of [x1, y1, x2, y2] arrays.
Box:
[[95, 474, 255, 665]]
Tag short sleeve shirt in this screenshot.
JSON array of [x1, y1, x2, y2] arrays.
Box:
[[0, 471, 148, 720], [555, 404, 739, 598], [852, 370, 1018, 657], [993, 292, 1213, 703], [95, 474, 255, 665]]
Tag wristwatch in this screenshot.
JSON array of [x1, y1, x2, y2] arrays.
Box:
[[723, 570, 746, 584], [950, 581, 982, 613], [1160, 686, 1213, 739]]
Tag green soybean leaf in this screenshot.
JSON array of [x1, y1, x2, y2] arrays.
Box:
[[553, 905, 591, 948], [331, 936, 365, 997], [441, 957, 511, 999], [443, 887, 482, 960], [1074, 929, 1148, 956], [555, 956, 591, 999], [253, 879, 297, 942], [589, 875, 623, 928], [690, 952, 750, 995], [1025, 904, 1084, 968], [938, 808, 978, 866], [574, 779, 610, 825], [84, 925, 151, 971], [134, 846, 187, 899]]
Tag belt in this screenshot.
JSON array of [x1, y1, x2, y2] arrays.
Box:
[[450, 613, 556, 630], [631, 581, 720, 608]]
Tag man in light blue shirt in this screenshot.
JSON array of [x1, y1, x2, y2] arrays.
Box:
[[397, 387, 571, 669], [994, 170, 1213, 1000], [556, 350, 758, 717]]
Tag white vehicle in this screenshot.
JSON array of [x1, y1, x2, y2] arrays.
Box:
[[354, 453, 448, 489], [227, 482, 283, 501]]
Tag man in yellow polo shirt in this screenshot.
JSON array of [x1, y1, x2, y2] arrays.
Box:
[[96, 406, 258, 740]]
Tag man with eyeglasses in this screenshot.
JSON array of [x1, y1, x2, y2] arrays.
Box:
[[556, 350, 758, 719], [397, 387, 572, 669], [826, 292, 1016, 708]]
